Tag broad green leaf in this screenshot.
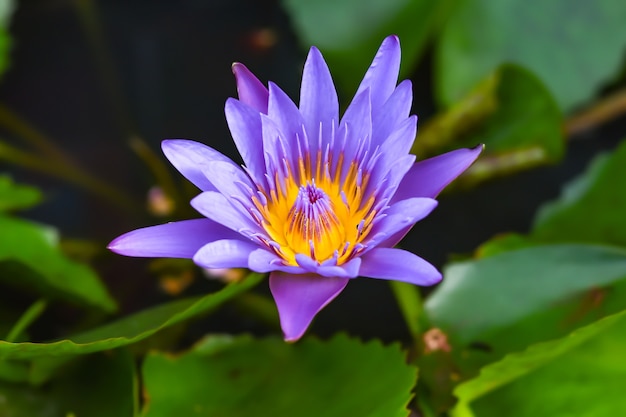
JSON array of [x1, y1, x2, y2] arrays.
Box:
[[0, 349, 136, 417], [418, 65, 562, 157], [436, 0, 626, 111], [415, 65, 563, 187], [0, 215, 116, 312], [0, 175, 41, 211], [142, 334, 416, 417], [425, 244, 626, 344], [473, 233, 533, 259], [452, 309, 626, 416], [0, 273, 263, 360], [533, 139, 626, 247], [283, 0, 456, 97]]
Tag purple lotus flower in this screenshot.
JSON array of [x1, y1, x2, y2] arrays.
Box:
[[109, 35, 482, 341]]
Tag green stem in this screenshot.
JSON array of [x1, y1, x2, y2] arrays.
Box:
[[0, 139, 140, 213], [0, 103, 74, 164], [449, 146, 548, 191], [389, 280, 425, 342], [5, 299, 48, 343]]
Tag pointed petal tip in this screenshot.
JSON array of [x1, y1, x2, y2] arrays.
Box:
[[270, 272, 348, 343], [359, 247, 442, 286], [224, 96, 237, 109], [160, 138, 189, 154], [230, 64, 269, 114], [464, 143, 485, 166], [106, 237, 122, 254], [308, 45, 322, 56], [284, 335, 300, 343], [426, 271, 444, 286], [231, 61, 243, 72], [303, 45, 331, 74], [231, 62, 254, 80], [106, 232, 136, 256], [383, 34, 400, 47]]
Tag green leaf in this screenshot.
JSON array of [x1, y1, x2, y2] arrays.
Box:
[[282, 0, 456, 97], [425, 244, 626, 345], [533, 139, 626, 247], [473, 233, 534, 259], [415, 65, 563, 187], [0, 215, 116, 312], [0, 273, 263, 360], [452, 309, 626, 416], [0, 175, 42, 211], [0, 349, 136, 417], [142, 334, 416, 417], [436, 0, 626, 111]]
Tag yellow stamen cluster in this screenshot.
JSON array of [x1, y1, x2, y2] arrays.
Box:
[[251, 151, 376, 266]]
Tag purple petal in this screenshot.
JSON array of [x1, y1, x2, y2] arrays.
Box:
[[359, 247, 442, 286], [379, 115, 417, 165], [108, 219, 238, 258], [201, 160, 254, 201], [295, 254, 362, 278], [224, 98, 266, 184], [232, 62, 268, 114], [338, 88, 372, 165], [366, 154, 415, 201], [193, 238, 258, 268], [268, 82, 305, 146], [248, 248, 284, 273], [366, 197, 438, 248], [372, 80, 413, 144], [270, 272, 349, 341], [317, 258, 361, 278], [354, 35, 401, 110], [191, 191, 260, 235], [161, 140, 237, 192], [393, 146, 483, 201], [260, 115, 287, 181], [299, 46, 338, 151]]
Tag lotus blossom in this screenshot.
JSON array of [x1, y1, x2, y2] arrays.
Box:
[[109, 35, 482, 341]]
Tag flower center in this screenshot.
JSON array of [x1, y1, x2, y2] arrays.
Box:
[[249, 126, 379, 267], [251, 159, 378, 267], [285, 182, 342, 259]]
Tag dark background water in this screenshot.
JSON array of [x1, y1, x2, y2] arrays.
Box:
[[1, 0, 624, 342]]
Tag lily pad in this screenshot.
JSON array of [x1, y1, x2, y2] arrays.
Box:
[[425, 244, 626, 344], [453, 309, 626, 416], [142, 334, 417, 417], [0, 215, 116, 312], [436, 0, 626, 111], [533, 139, 626, 247], [0, 273, 262, 360]]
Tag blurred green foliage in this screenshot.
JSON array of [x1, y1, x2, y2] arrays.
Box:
[[1, 0, 626, 415], [435, 0, 626, 111], [0, 0, 13, 78], [453, 309, 626, 417]]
